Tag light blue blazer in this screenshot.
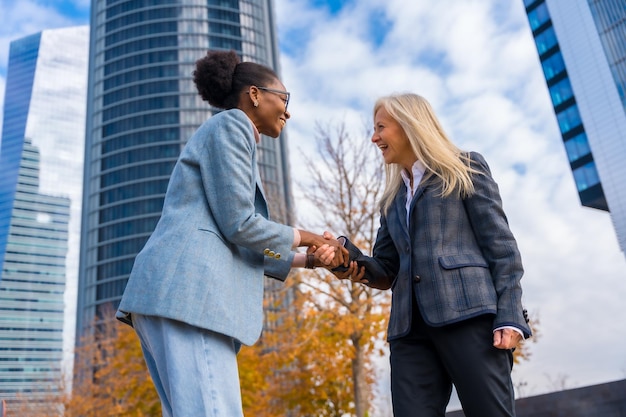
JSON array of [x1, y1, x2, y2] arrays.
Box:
[[117, 109, 295, 346]]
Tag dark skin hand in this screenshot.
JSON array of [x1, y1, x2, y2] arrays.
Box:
[[299, 230, 349, 269]]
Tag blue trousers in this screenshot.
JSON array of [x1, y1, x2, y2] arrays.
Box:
[[389, 299, 515, 417], [132, 314, 244, 417]]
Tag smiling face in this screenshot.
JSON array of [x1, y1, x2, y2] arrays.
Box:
[[252, 79, 291, 138], [371, 107, 417, 170]]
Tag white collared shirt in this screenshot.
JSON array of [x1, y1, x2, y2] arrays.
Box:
[[401, 160, 426, 226]]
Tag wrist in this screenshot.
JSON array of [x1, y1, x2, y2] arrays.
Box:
[[304, 253, 316, 269], [293, 228, 301, 248]]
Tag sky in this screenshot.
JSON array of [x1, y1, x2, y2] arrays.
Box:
[[1, 0, 625, 412]]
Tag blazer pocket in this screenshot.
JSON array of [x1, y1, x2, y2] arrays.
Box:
[[438, 254, 489, 269], [438, 254, 493, 312], [198, 227, 227, 244]]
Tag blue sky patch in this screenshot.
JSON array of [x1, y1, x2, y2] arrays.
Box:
[[512, 162, 527, 175], [309, 0, 348, 15], [43, 0, 90, 20], [414, 49, 451, 76], [366, 7, 392, 48]]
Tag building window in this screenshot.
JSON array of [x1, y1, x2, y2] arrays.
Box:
[[564, 132, 591, 162], [99, 216, 160, 242], [573, 161, 601, 192], [549, 77, 574, 107], [541, 51, 566, 81], [102, 127, 179, 154], [535, 26, 557, 54], [528, 2, 550, 31], [556, 104, 582, 134], [98, 197, 165, 224], [102, 111, 180, 136]]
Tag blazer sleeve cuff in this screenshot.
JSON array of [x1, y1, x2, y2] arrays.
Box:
[[332, 237, 388, 285], [264, 251, 295, 281]]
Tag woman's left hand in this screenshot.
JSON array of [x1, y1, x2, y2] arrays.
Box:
[[493, 328, 522, 350]]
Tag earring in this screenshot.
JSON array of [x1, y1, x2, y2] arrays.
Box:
[[253, 101, 259, 107]]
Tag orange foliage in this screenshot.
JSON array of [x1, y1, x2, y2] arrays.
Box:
[[65, 309, 160, 417], [239, 272, 390, 417]]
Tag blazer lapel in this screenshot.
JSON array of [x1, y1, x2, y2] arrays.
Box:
[[393, 186, 411, 241], [408, 172, 431, 215], [254, 162, 269, 218]]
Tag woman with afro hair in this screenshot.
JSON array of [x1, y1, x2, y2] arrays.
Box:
[[117, 50, 347, 417]]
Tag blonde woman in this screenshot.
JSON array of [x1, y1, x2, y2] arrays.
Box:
[[330, 93, 531, 417]]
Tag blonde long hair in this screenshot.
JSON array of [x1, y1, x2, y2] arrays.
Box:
[[375, 93, 479, 214]]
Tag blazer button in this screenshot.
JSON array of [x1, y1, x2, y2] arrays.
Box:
[[264, 248, 271, 255], [268, 251, 276, 258], [413, 275, 421, 283], [275, 253, 281, 260]]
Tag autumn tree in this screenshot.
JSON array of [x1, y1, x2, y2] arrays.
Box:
[[239, 119, 390, 417], [293, 120, 390, 417], [66, 306, 160, 417]]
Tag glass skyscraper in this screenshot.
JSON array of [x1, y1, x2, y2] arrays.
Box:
[[0, 26, 89, 411], [77, 0, 294, 335], [523, 0, 626, 256]]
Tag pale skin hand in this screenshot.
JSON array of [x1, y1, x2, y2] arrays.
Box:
[[298, 230, 349, 267], [308, 243, 347, 269], [493, 328, 522, 350], [319, 231, 368, 283], [311, 244, 336, 267]]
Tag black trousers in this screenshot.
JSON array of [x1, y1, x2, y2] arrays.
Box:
[[389, 297, 515, 417]]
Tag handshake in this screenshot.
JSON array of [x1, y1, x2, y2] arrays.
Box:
[[300, 231, 384, 286]]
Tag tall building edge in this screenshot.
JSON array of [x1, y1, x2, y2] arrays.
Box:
[[76, 4, 100, 340], [522, 0, 626, 256]]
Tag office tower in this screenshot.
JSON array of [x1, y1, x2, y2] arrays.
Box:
[[0, 27, 89, 410], [523, 0, 626, 255], [77, 0, 294, 335]]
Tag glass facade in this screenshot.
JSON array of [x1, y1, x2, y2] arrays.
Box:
[[0, 34, 39, 282], [523, 0, 626, 255], [0, 139, 69, 409], [587, 0, 626, 112], [523, 0, 606, 210], [77, 0, 294, 334], [0, 27, 88, 411]]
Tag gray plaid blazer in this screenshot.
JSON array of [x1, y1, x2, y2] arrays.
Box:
[[355, 152, 531, 341]]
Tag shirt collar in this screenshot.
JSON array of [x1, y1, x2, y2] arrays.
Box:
[[401, 160, 426, 191]]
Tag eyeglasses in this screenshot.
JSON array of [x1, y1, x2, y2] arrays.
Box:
[[256, 86, 290, 110]]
